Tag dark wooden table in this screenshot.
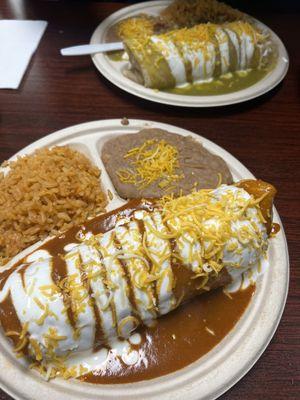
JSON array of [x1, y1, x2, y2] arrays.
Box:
[[0, 1, 299, 399]]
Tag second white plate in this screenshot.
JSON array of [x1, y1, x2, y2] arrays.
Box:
[[90, 0, 289, 107]]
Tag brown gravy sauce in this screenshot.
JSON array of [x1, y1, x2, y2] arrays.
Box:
[[81, 286, 255, 384], [42, 199, 153, 255], [0, 193, 263, 383], [49, 199, 253, 384]]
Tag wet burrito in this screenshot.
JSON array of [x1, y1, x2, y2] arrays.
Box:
[[0, 180, 277, 379], [124, 21, 273, 89]]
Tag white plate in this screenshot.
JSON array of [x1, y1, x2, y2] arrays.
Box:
[[90, 0, 289, 107], [0, 119, 289, 400]]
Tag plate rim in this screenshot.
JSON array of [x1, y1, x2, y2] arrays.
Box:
[[90, 0, 289, 107], [0, 119, 289, 400]]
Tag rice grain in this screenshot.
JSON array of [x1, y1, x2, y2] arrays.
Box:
[[0, 146, 107, 265]]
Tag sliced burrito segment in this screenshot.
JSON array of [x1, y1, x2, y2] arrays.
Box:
[[124, 21, 272, 89], [0, 180, 276, 379]]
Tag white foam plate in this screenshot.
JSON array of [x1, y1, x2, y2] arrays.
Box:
[[0, 119, 289, 400], [90, 0, 289, 107]]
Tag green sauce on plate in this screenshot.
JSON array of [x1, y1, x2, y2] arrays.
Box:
[[107, 50, 276, 96], [107, 50, 125, 62], [166, 68, 270, 96]]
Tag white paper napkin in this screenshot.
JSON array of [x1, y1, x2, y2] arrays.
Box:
[[0, 20, 48, 89]]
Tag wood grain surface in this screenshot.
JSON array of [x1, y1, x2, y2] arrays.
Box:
[[0, 1, 299, 399]]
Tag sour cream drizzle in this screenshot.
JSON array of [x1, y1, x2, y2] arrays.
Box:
[[144, 22, 267, 87]]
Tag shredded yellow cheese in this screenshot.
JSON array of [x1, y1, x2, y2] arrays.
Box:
[[5, 330, 20, 337], [29, 338, 43, 361], [156, 186, 267, 281], [117, 315, 139, 337], [117, 139, 184, 190], [58, 268, 90, 319], [117, 16, 156, 40], [35, 303, 58, 326], [9, 322, 29, 355], [205, 326, 216, 336]]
